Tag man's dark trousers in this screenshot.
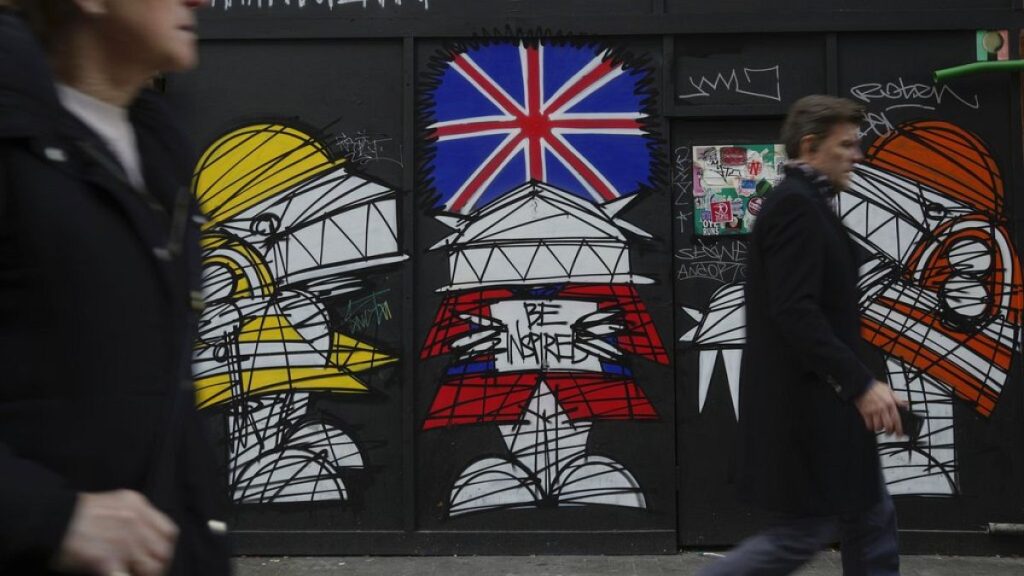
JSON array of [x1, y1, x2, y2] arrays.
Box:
[[698, 483, 899, 576]]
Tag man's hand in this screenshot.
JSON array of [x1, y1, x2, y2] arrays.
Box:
[[854, 380, 908, 436], [52, 490, 178, 576]]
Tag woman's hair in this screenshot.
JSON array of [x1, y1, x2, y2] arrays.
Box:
[[781, 95, 864, 159], [7, 0, 81, 49]]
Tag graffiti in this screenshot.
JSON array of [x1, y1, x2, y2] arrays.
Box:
[[679, 283, 746, 419], [420, 39, 666, 517], [672, 145, 693, 206], [677, 66, 781, 102], [849, 79, 980, 111], [419, 183, 667, 515], [671, 146, 693, 233], [210, 0, 430, 10], [191, 123, 407, 503], [686, 121, 1022, 497], [333, 131, 404, 168], [675, 240, 748, 284], [840, 120, 1022, 495], [849, 78, 980, 138], [446, 382, 647, 515], [675, 211, 690, 233], [860, 112, 898, 140], [339, 290, 394, 333], [677, 261, 745, 284], [676, 242, 747, 270]]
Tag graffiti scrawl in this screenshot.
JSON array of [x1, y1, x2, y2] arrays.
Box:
[[420, 39, 666, 516], [192, 123, 406, 503]]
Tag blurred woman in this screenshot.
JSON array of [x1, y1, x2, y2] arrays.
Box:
[[0, 1, 230, 574]]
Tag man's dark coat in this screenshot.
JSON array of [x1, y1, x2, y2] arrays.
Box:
[[0, 11, 230, 574], [738, 165, 882, 517]]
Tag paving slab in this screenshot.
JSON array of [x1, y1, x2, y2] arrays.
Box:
[[235, 552, 1024, 575]]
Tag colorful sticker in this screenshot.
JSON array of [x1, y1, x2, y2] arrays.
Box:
[[692, 144, 786, 236]]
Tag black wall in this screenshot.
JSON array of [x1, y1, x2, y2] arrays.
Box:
[[170, 0, 1024, 556]]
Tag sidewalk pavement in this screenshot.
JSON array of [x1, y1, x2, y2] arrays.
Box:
[[236, 552, 1024, 575]]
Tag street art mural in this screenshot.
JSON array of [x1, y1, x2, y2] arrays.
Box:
[[842, 120, 1023, 494], [192, 123, 406, 503], [419, 39, 668, 516], [679, 282, 745, 420], [680, 120, 1023, 496]]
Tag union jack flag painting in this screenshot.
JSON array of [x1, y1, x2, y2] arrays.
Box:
[[423, 40, 658, 214]]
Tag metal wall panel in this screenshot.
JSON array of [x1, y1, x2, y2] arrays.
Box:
[[174, 1, 1024, 554]]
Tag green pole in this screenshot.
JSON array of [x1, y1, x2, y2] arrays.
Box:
[[934, 60, 1024, 83]]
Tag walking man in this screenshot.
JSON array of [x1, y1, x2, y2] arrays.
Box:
[[698, 95, 906, 576]]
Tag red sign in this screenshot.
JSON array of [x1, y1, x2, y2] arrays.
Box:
[[711, 200, 733, 223], [720, 147, 747, 166], [747, 157, 763, 177]]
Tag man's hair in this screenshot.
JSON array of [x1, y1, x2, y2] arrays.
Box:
[[781, 95, 864, 159], [7, 0, 80, 50]]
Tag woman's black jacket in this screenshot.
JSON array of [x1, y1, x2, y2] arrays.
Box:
[[0, 10, 230, 574]]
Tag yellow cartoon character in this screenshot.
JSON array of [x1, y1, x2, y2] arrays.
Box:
[[192, 124, 406, 503]]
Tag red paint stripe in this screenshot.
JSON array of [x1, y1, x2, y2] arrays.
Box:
[[861, 318, 997, 416], [422, 372, 658, 430], [450, 133, 525, 213], [526, 46, 544, 181], [451, 54, 524, 118], [549, 118, 642, 131], [432, 119, 519, 139], [874, 296, 1011, 369], [543, 56, 618, 115]]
